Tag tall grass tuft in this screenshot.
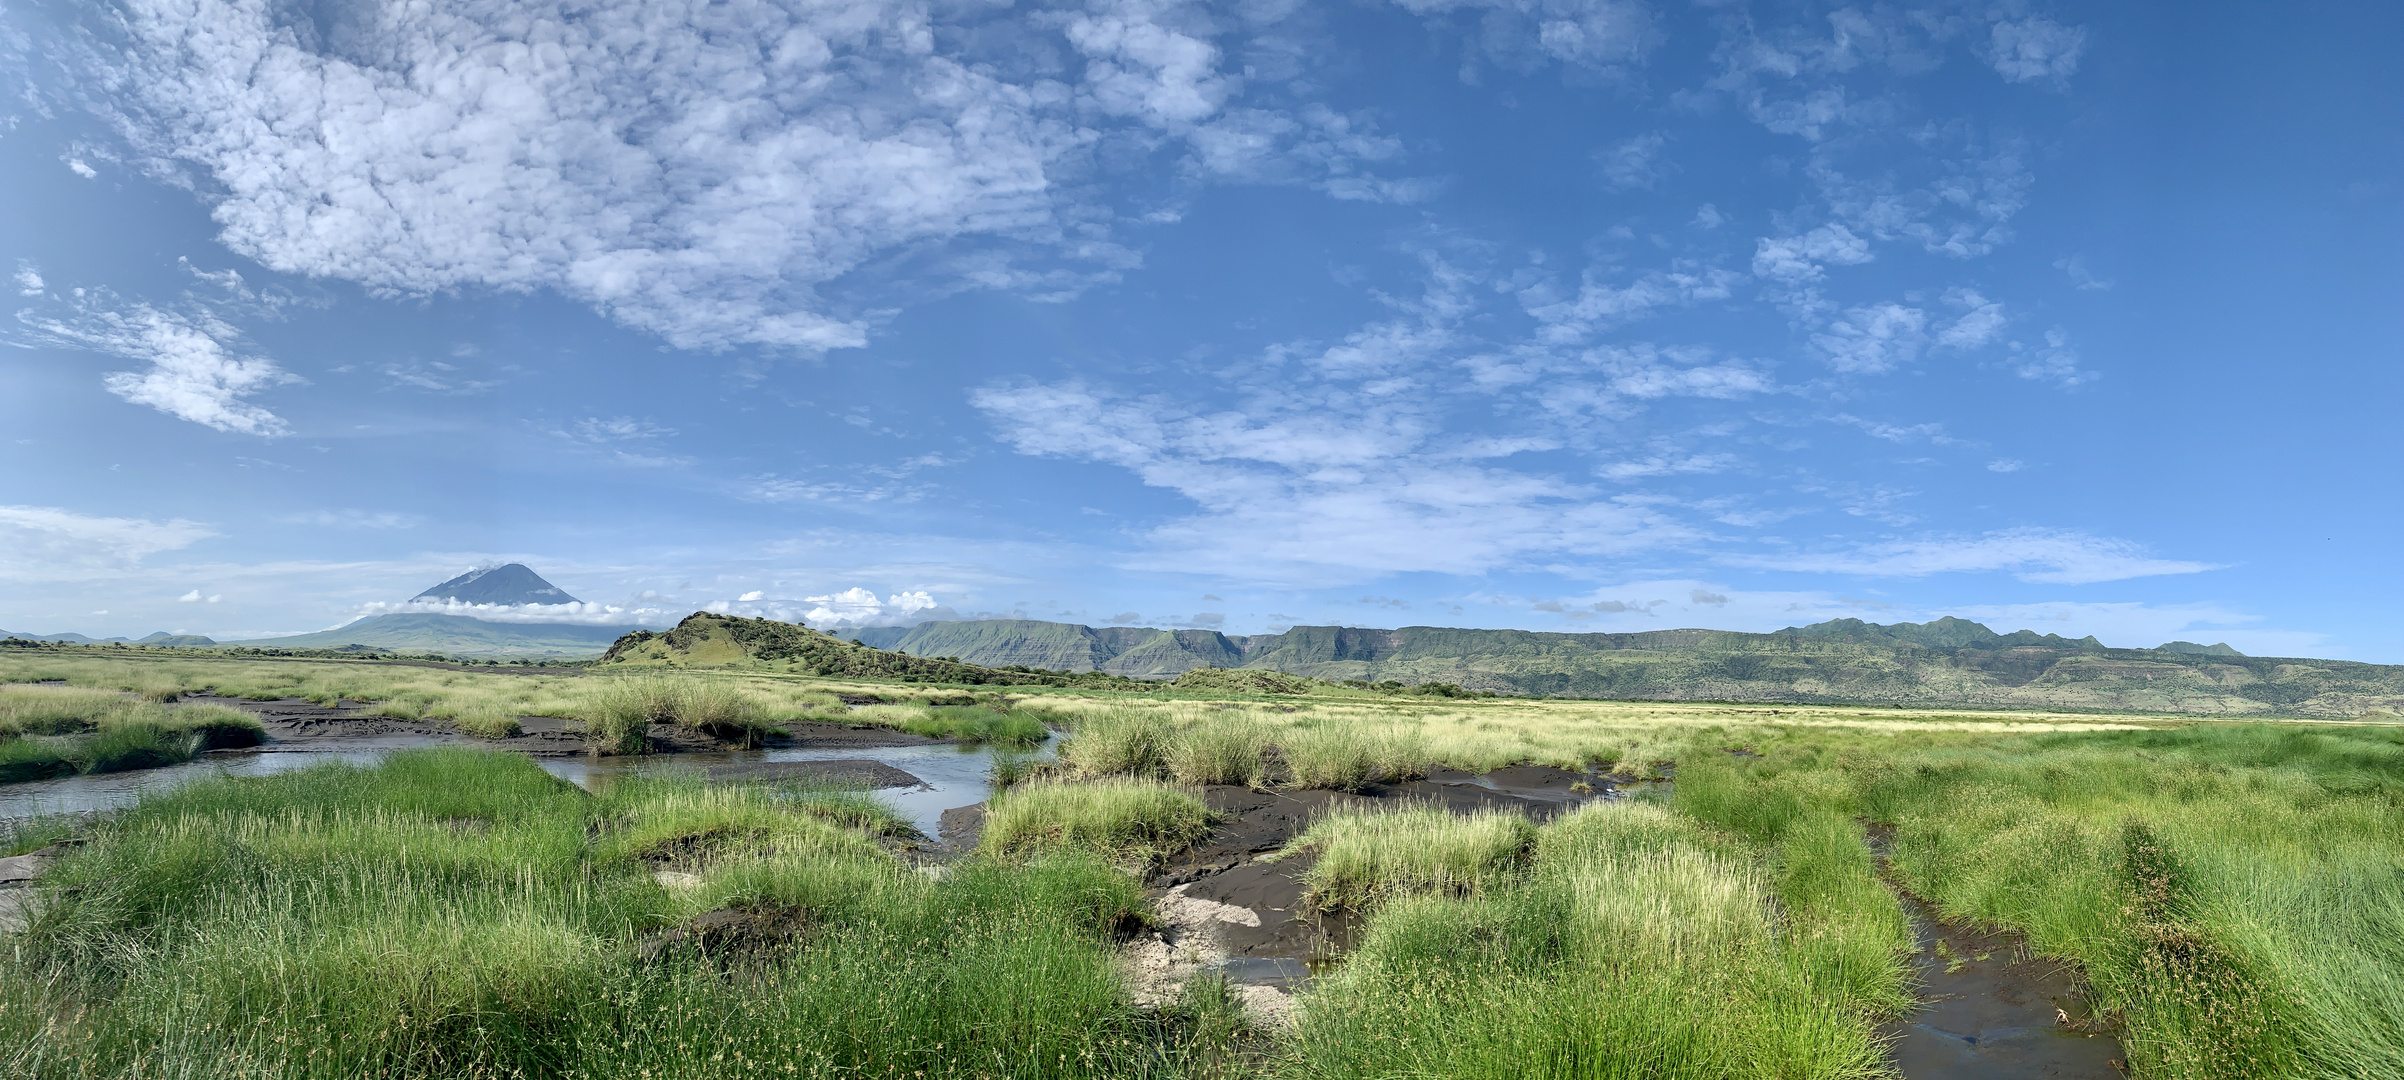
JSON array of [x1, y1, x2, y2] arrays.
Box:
[[1279, 721, 1429, 791], [1166, 717, 1270, 787], [1060, 708, 1171, 777], [1294, 805, 1536, 909], [979, 777, 1213, 862], [893, 705, 1052, 746], [580, 674, 773, 752], [1283, 801, 1898, 1080]]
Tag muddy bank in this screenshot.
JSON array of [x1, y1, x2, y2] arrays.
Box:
[[702, 759, 923, 789], [1123, 765, 1613, 1021]]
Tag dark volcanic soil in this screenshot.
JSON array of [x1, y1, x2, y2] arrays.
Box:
[[1152, 765, 1608, 961], [1881, 893, 2125, 1079], [702, 759, 924, 789]]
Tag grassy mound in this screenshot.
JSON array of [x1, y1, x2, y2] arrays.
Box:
[[978, 777, 1214, 862]]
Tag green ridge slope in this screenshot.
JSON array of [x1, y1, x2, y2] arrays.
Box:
[[791, 616, 2404, 718], [600, 613, 1142, 687]]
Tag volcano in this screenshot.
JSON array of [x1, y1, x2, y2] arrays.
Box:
[[412, 564, 581, 606]]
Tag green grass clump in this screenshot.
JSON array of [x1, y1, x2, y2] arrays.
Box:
[[0, 735, 75, 783], [979, 777, 1213, 861], [0, 700, 262, 783], [1166, 718, 1269, 787], [1283, 801, 1901, 1080], [580, 674, 774, 752], [1280, 721, 1428, 791], [0, 747, 1226, 1079], [441, 704, 525, 739], [1294, 805, 1536, 909], [891, 704, 1052, 746], [1667, 723, 2404, 1080], [1061, 708, 1172, 777], [0, 684, 128, 735]]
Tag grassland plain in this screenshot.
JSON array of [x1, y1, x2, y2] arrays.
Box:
[[3, 650, 2402, 1078]]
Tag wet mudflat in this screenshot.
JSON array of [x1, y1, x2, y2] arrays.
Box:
[[1141, 765, 1612, 984], [1881, 895, 2125, 1079]]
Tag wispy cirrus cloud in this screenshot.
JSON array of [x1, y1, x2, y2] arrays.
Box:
[[0, 505, 217, 581], [1724, 528, 2220, 585], [16, 292, 296, 434]]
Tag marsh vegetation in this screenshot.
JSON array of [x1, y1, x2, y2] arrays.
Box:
[[2, 651, 2400, 1079]]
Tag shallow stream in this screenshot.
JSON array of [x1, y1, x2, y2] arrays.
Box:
[[0, 734, 1052, 840]]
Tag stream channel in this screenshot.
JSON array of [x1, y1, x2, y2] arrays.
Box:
[[0, 735, 1049, 843]]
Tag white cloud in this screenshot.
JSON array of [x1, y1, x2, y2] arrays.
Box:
[[1987, 458, 2023, 473], [1065, 0, 1232, 129], [2056, 254, 2114, 291], [1386, 0, 1661, 75], [177, 589, 201, 602], [57, 0, 1119, 354], [973, 379, 1695, 583], [361, 598, 672, 626], [44, 0, 1426, 354], [0, 505, 217, 581], [1811, 302, 1926, 374], [1934, 289, 2008, 350], [281, 509, 425, 530], [1598, 453, 1737, 482], [1692, 203, 1726, 229], [1597, 132, 1671, 191], [17, 293, 293, 434], [803, 587, 942, 628], [572, 417, 675, 443], [66, 157, 97, 178], [1523, 265, 1742, 344], [13, 264, 42, 296], [737, 590, 764, 602], [1725, 528, 2219, 585], [1984, 17, 2086, 87], [2010, 328, 2096, 387], [1751, 224, 1872, 284]]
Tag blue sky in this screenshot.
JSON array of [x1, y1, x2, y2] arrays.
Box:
[[1, 0, 2398, 657]]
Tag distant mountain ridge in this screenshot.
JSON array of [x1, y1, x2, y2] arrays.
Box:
[[837, 615, 2394, 719], [413, 564, 581, 606], [0, 630, 216, 646], [226, 613, 634, 658]]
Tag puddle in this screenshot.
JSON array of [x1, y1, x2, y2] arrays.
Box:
[[542, 736, 1057, 838], [1204, 956, 1311, 988], [0, 734, 1055, 841], [1881, 893, 2124, 1079]]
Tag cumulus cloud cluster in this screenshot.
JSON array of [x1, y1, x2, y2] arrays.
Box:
[[28, 0, 1429, 356]]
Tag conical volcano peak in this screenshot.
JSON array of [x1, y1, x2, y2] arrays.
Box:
[[412, 564, 581, 606]]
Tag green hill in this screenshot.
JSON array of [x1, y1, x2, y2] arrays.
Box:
[[227, 614, 638, 658], [819, 616, 2404, 719], [600, 613, 1143, 688]]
